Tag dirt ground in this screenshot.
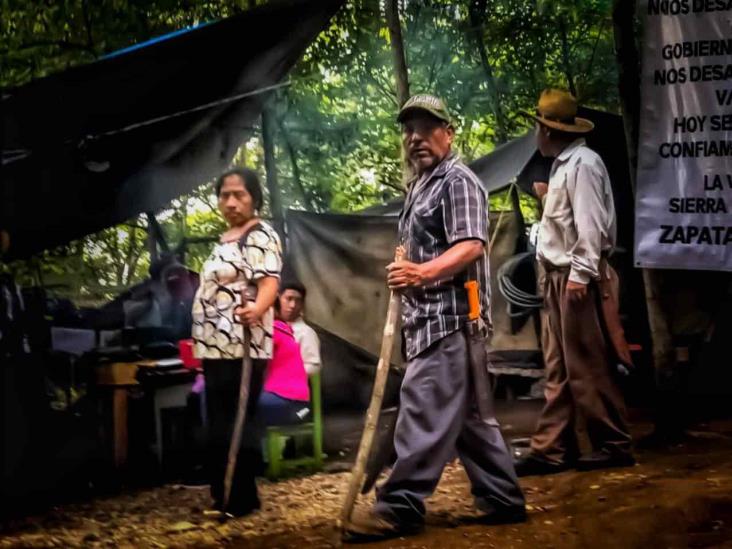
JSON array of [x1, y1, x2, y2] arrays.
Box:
[[3, 420, 732, 549]]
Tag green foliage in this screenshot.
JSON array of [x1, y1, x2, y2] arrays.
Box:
[[0, 0, 251, 87], [3, 223, 150, 306], [1, 0, 620, 304]]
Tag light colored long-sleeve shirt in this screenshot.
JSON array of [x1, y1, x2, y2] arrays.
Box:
[[536, 139, 616, 284], [291, 317, 322, 375]]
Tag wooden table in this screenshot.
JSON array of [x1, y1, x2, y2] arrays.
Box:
[[96, 361, 157, 469]]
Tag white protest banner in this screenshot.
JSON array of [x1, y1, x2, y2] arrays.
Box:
[[635, 1, 732, 271]]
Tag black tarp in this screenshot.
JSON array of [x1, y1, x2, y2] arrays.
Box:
[[1, 0, 343, 509], [1, 0, 343, 259]]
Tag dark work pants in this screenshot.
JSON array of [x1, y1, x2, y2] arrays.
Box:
[[530, 267, 632, 463], [257, 391, 310, 426], [203, 358, 266, 513], [375, 330, 525, 525]]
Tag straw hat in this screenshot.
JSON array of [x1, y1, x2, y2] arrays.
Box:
[[521, 89, 594, 133]]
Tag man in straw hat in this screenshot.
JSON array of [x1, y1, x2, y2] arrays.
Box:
[[515, 89, 635, 476], [345, 94, 525, 541]]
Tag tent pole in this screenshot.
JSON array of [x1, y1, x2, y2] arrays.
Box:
[[261, 100, 286, 244], [145, 212, 164, 263]]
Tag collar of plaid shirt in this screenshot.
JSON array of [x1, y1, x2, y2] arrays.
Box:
[[402, 152, 458, 220]]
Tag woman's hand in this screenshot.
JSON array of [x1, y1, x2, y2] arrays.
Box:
[[235, 276, 279, 326], [235, 302, 262, 326]]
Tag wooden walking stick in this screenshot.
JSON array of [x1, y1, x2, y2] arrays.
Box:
[[222, 288, 255, 516], [340, 246, 405, 530]]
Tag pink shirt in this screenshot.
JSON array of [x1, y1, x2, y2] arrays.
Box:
[[263, 320, 310, 402]]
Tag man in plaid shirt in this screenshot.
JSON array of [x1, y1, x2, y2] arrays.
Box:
[[346, 95, 525, 541]]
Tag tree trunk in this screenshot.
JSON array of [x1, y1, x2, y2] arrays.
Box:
[[261, 103, 286, 242], [468, 0, 509, 143], [384, 0, 412, 186], [384, 0, 410, 108], [612, 0, 676, 425]]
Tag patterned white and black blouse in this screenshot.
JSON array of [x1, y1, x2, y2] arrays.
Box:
[[192, 221, 282, 360]]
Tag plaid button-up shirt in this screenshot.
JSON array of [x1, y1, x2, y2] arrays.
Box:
[[399, 153, 491, 360]]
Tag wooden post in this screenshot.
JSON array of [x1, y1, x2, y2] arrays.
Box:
[[612, 0, 676, 410], [112, 388, 128, 469]]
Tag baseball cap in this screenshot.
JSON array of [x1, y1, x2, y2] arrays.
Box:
[[397, 94, 451, 124]]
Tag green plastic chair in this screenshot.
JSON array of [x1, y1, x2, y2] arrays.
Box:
[[264, 372, 324, 479]]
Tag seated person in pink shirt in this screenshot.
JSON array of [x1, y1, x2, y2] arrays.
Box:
[[257, 316, 311, 425]]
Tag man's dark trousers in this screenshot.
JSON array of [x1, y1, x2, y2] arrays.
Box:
[[375, 330, 525, 524], [530, 265, 632, 462]]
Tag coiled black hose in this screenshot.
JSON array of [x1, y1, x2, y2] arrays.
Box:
[[497, 252, 543, 318]]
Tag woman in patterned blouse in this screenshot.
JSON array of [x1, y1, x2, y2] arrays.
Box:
[[192, 167, 282, 516]]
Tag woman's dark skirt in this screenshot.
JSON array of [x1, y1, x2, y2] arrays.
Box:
[[202, 357, 266, 516]]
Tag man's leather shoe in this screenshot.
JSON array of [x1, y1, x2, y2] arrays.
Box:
[[514, 454, 569, 477], [476, 503, 528, 525], [576, 450, 635, 471], [343, 507, 423, 543]]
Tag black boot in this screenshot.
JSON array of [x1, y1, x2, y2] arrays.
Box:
[[576, 450, 635, 471], [514, 454, 570, 477]]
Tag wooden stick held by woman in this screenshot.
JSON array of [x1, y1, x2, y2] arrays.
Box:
[[222, 289, 254, 515]]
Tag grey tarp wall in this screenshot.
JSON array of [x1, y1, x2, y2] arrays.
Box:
[[286, 209, 537, 409], [285, 211, 405, 408]]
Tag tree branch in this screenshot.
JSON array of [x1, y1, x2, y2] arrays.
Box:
[[380, 179, 406, 194], [0, 40, 96, 56], [468, 0, 509, 143], [277, 116, 316, 211], [582, 19, 607, 84], [365, 71, 398, 106], [81, 0, 95, 51], [558, 17, 577, 97]]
